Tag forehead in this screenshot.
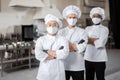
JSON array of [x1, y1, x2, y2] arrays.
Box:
[[92, 13, 101, 18], [47, 20, 57, 25], [67, 13, 77, 17]]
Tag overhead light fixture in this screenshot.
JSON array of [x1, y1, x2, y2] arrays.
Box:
[[9, 0, 45, 8]]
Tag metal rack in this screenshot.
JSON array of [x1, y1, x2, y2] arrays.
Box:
[[0, 45, 38, 77]]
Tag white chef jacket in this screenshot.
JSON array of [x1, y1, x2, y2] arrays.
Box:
[[58, 26, 88, 71], [84, 24, 109, 62], [35, 34, 69, 80]]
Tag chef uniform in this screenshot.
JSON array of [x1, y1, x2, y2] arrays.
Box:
[[58, 5, 88, 80], [84, 7, 109, 80], [35, 14, 69, 80]]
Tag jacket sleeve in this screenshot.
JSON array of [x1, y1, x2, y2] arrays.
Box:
[[56, 38, 69, 60], [94, 27, 109, 49], [57, 29, 63, 36], [75, 31, 88, 54], [35, 38, 48, 62]]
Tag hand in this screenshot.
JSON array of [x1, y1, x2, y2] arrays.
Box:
[[48, 50, 56, 57], [46, 55, 54, 60], [88, 38, 99, 45], [69, 42, 74, 52], [69, 42, 78, 52], [72, 44, 78, 51]]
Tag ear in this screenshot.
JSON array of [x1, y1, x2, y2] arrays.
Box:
[[57, 26, 60, 28], [45, 24, 48, 28]]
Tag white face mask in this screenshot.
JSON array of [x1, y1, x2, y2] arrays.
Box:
[[67, 19, 77, 26], [92, 18, 102, 25], [47, 27, 58, 34]]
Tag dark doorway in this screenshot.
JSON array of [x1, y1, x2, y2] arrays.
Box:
[[109, 0, 120, 48], [22, 25, 34, 41]]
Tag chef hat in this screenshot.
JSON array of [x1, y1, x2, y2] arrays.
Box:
[[90, 7, 105, 20], [62, 5, 81, 19], [45, 14, 62, 28]]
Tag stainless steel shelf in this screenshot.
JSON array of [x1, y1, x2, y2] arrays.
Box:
[[1, 56, 35, 64], [0, 45, 38, 77]]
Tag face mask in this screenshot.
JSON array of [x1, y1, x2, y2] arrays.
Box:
[[47, 27, 58, 34], [67, 19, 77, 26], [92, 18, 102, 25]]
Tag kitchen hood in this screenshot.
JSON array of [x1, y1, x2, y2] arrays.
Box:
[[33, 6, 63, 19], [9, 0, 45, 8]]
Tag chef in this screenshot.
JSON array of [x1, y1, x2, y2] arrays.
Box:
[[35, 14, 69, 80], [58, 5, 88, 80], [84, 7, 109, 80]]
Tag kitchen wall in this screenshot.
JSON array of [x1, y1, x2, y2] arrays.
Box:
[[0, 0, 110, 35]]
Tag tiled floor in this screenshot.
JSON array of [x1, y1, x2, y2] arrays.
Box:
[[106, 71, 120, 80], [0, 49, 120, 80], [0, 68, 38, 80]]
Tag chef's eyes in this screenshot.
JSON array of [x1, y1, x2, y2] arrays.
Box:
[[47, 24, 57, 27]]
